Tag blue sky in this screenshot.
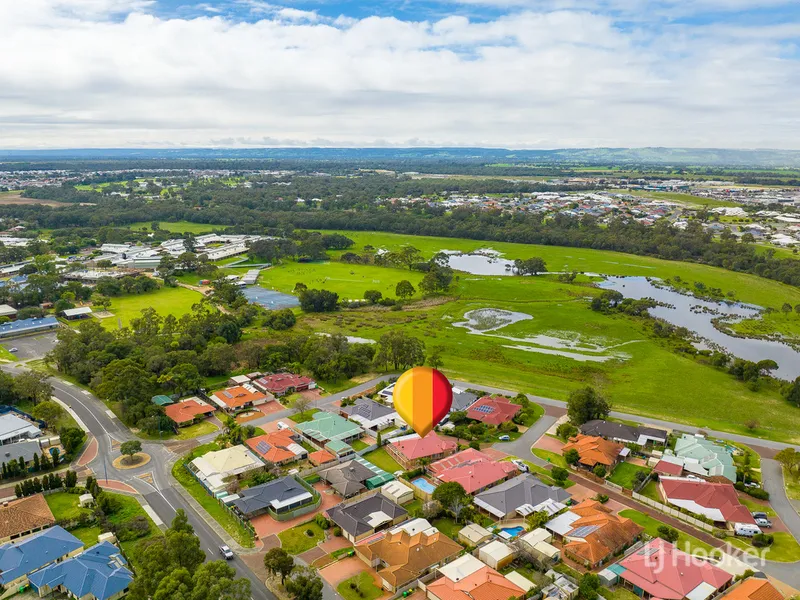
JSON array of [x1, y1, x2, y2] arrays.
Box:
[[1, 0, 798, 148]]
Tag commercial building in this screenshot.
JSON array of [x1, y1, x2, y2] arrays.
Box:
[[62, 307, 93, 320], [0, 412, 41, 445], [0, 317, 59, 338]]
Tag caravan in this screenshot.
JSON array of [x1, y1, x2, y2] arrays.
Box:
[[734, 523, 762, 537]]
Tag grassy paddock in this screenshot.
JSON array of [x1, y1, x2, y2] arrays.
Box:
[[103, 286, 206, 330], [126, 221, 228, 234]]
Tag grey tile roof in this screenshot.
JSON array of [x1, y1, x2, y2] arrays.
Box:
[[320, 460, 376, 496], [329, 494, 408, 537], [232, 476, 310, 516], [452, 390, 479, 412], [474, 474, 570, 516], [340, 398, 395, 421], [580, 420, 667, 444]]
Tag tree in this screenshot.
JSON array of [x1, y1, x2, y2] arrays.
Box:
[[578, 573, 601, 600], [171, 509, 194, 535], [167, 529, 206, 572], [120, 440, 142, 463], [525, 510, 550, 530], [782, 303, 793, 315], [593, 465, 607, 478], [64, 470, 77, 488], [158, 363, 203, 396], [292, 396, 313, 419], [12, 371, 53, 405], [567, 386, 610, 425], [30, 401, 65, 427], [783, 377, 800, 407], [363, 290, 382, 304], [191, 560, 251, 600], [264, 547, 295, 584], [551, 466, 569, 484], [564, 448, 581, 465], [284, 567, 323, 600], [775, 448, 800, 473], [427, 346, 444, 370], [373, 331, 425, 370], [432, 482, 468, 513], [556, 423, 578, 440], [396, 280, 415, 300], [657, 525, 679, 543], [298, 289, 339, 312], [60, 427, 86, 455], [514, 257, 547, 275]]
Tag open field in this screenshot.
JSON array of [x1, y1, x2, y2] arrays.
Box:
[[618, 509, 716, 555], [623, 189, 740, 208], [126, 220, 228, 234], [46, 491, 94, 521], [0, 191, 70, 207], [103, 285, 206, 329], [728, 312, 800, 345]]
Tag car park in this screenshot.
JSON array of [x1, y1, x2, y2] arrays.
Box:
[[219, 545, 234, 560]]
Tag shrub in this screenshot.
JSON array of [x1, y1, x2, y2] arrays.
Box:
[[551, 467, 569, 483], [315, 514, 330, 530], [752, 533, 774, 548], [594, 494, 609, 504], [556, 423, 578, 440], [593, 465, 606, 478], [333, 526, 342, 537]]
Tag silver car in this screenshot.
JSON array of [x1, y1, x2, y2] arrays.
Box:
[[219, 545, 234, 560]]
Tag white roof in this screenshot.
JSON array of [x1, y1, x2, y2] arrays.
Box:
[[479, 540, 514, 561], [505, 572, 535, 593], [382, 480, 413, 497], [191, 446, 261, 478], [438, 554, 485, 582], [365, 511, 393, 528], [545, 511, 580, 536], [521, 528, 551, 547], [686, 582, 719, 600], [63, 306, 93, 316], [394, 518, 436, 536], [272, 491, 313, 510], [533, 541, 560, 559], [0, 304, 17, 316], [0, 413, 41, 440]]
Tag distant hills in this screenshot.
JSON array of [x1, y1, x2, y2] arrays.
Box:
[[2, 147, 800, 167]]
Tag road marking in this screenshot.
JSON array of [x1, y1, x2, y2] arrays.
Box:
[[53, 386, 111, 436], [106, 410, 116, 419], [142, 504, 164, 527], [82, 390, 91, 396], [50, 396, 90, 432], [63, 381, 73, 386]]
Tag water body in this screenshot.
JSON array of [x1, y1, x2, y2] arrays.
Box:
[[242, 286, 299, 309], [453, 308, 634, 362], [444, 250, 515, 276], [599, 276, 800, 380]]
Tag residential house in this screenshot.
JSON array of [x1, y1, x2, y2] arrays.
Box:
[[253, 374, 315, 397], [562, 434, 626, 471], [0, 495, 56, 543], [328, 494, 408, 543], [653, 459, 684, 478], [520, 528, 560, 563], [308, 449, 337, 467], [466, 396, 521, 426], [355, 522, 462, 591], [428, 449, 518, 495], [163, 398, 215, 427], [474, 473, 571, 520], [294, 412, 364, 446], [0, 440, 50, 472], [28, 542, 133, 600], [557, 500, 643, 569], [210, 384, 270, 413], [0, 526, 83, 591], [188, 445, 263, 494], [478, 540, 515, 570], [458, 524, 492, 547], [719, 578, 784, 600], [246, 430, 307, 466], [580, 420, 667, 447], [323, 439, 354, 460], [671, 435, 737, 483], [658, 477, 754, 527], [451, 388, 479, 412], [427, 555, 525, 600], [231, 476, 316, 519], [339, 398, 398, 430], [617, 539, 732, 600], [319, 458, 394, 497], [386, 432, 457, 471], [0, 413, 41, 446]]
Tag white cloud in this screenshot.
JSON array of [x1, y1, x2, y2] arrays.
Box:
[[0, 2, 798, 148]]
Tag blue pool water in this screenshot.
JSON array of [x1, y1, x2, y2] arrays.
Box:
[[242, 287, 299, 309], [501, 526, 524, 537], [412, 478, 437, 494]]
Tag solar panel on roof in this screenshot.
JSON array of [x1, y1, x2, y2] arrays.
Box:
[[223, 391, 233, 398], [256, 441, 272, 454], [474, 405, 495, 414], [569, 525, 599, 538]]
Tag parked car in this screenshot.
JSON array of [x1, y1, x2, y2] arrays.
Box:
[[755, 518, 772, 528], [752, 511, 768, 520], [9, 348, 17, 353], [219, 545, 234, 560], [745, 482, 760, 488], [511, 459, 529, 472], [276, 421, 289, 430], [498, 435, 511, 441]]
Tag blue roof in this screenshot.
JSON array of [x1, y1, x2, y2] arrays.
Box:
[[29, 542, 132, 600], [0, 317, 59, 336], [0, 526, 83, 584]]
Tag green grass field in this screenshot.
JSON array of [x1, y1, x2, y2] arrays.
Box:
[[430, 517, 462, 539], [126, 221, 228, 234], [640, 480, 662, 502], [362, 447, 403, 473], [103, 286, 206, 330], [278, 520, 325, 554], [624, 189, 740, 208], [608, 463, 651, 489], [618, 509, 716, 555], [728, 532, 800, 562], [46, 492, 94, 521], [337, 572, 383, 600], [69, 525, 103, 547], [784, 467, 800, 500], [532, 449, 567, 468], [350, 439, 369, 451], [0, 345, 18, 362]]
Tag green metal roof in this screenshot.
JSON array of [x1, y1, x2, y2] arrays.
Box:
[[325, 440, 352, 454], [295, 412, 363, 440], [608, 564, 627, 575], [366, 472, 395, 489], [151, 395, 173, 406]]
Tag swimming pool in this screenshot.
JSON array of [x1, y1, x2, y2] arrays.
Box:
[[500, 526, 524, 538], [412, 477, 437, 494]]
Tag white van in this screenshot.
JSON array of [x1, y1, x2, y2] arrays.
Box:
[[734, 523, 762, 537]]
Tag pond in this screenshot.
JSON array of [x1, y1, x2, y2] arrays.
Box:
[[242, 286, 300, 309], [444, 250, 515, 276], [599, 276, 800, 380]]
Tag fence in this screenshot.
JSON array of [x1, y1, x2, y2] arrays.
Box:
[[631, 492, 715, 532], [182, 462, 256, 540], [605, 481, 624, 493], [269, 475, 323, 522]]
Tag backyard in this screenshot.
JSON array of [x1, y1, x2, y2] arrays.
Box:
[[618, 509, 717, 555], [431, 517, 462, 540], [362, 447, 403, 473], [608, 463, 651, 490], [46, 491, 94, 521], [277, 520, 326, 554], [171, 443, 255, 547], [337, 572, 383, 600]]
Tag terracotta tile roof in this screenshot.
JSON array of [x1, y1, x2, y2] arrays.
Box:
[[428, 566, 525, 600], [619, 539, 732, 600], [720, 579, 783, 600], [308, 449, 336, 466], [0, 494, 55, 540], [356, 529, 462, 588], [659, 478, 755, 524], [466, 396, 521, 426], [212, 385, 267, 409], [429, 449, 518, 494], [164, 398, 215, 425], [254, 374, 314, 395], [654, 460, 684, 476], [562, 500, 643, 565], [391, 432, 457, 461], [246, 430, 305, 464], [562, 434, 624, 468]]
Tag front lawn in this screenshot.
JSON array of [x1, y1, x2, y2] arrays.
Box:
[[728, 532, 800, 562], [337, 572, 383, 600], [175, 420, 219, 440], [362, 447, 403, 473], [784, 467, 800, 500], [278, 521, 325, 555], [532, 449, 567, 468], [45, 492, 93, 521], [618, 509, 716, 555], [291, 409, 321, 424], [640, 480, 662, 503], [513, 402, 544, 427], [738, 496, 776, 517], [350, 439, 369, 451], [431, 517, 463, 540], [171, 443, 254, 548], [730, 441, 761, 483], [608, 463, 651, 490]]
